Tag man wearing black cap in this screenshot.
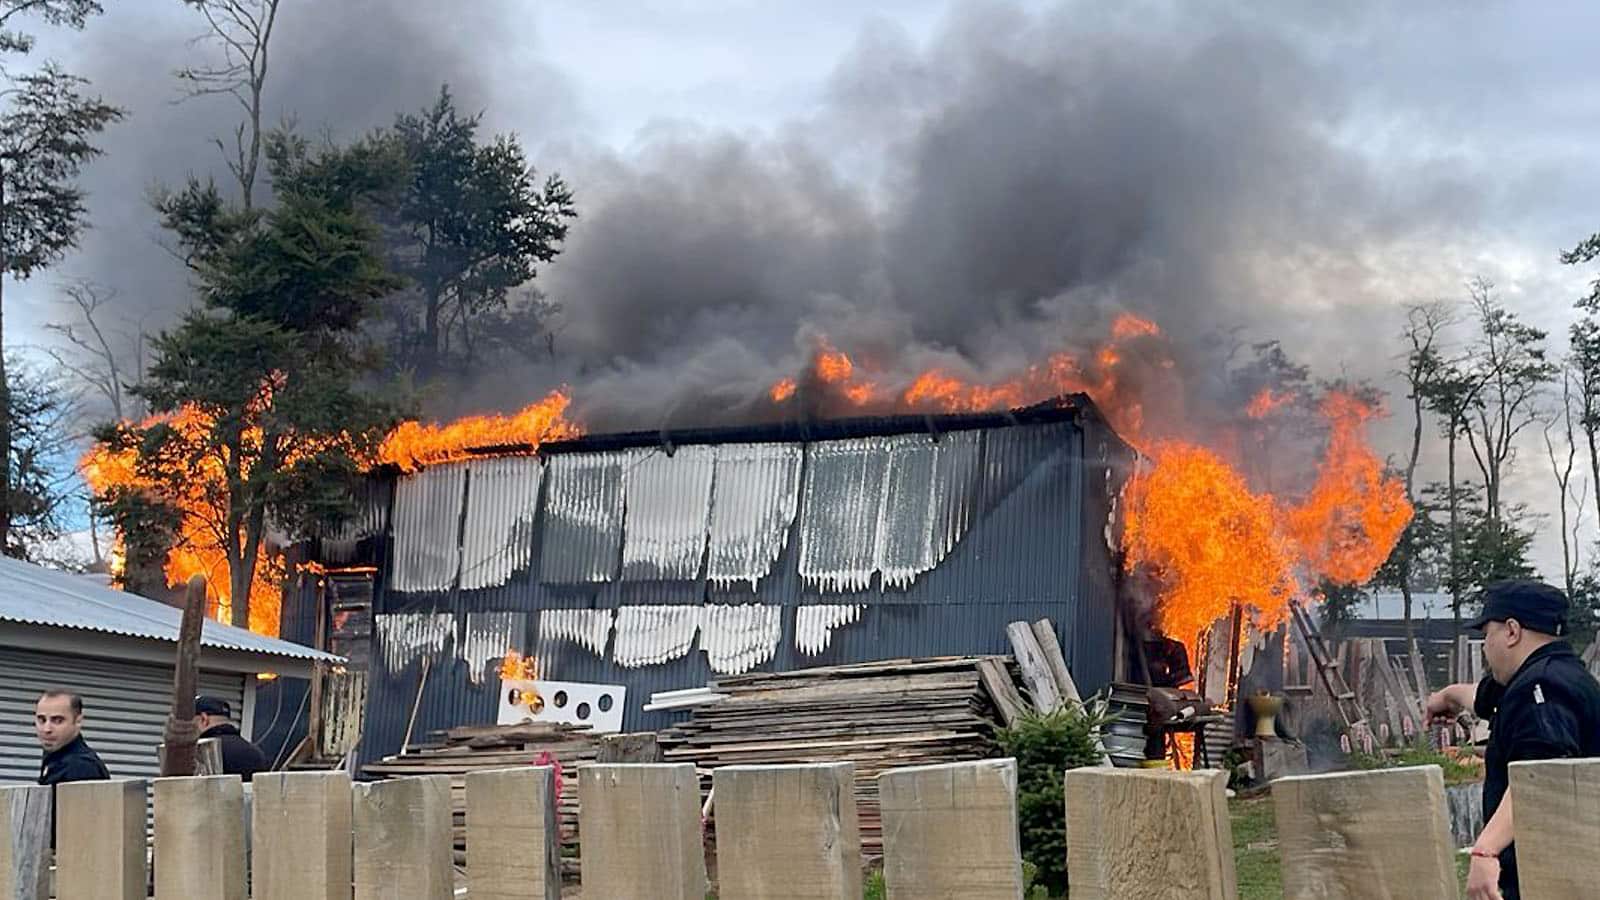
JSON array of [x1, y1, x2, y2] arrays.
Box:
[[1425, 580, 1600, 900], [194, 695, 269, 782]]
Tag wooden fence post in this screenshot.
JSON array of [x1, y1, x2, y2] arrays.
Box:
[[465, 767, 561, 900], [1063, 768, 1236, 900], [714, 763, 861, 900], [878, 759, 1023, 899], [1274, 767, 1455, 899], [56, 780, 146, 900], [1510, 758, 1600, 899], [0, 785, 50, 900], [578, 764, 707, 900]]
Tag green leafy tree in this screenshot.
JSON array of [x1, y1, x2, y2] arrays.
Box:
[[376, 85, 576, 380], [93, 132, 401, 629], [995, 702, 1111, 896], [4, 353, 80, 558], [1, 0, 124, 555]]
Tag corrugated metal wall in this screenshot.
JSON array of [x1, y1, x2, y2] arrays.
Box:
[[0, 647, 244, 786], [350, 410, 1131, 768]]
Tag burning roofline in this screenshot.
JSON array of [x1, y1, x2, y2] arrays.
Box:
[[368, 392, 1133, 475]]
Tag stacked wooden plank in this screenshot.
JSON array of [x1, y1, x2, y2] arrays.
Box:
[[658, 656, 1014, 858], [363, 722, 601, 874]]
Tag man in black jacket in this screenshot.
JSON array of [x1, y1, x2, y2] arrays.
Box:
[[1426, 580, 1600, 900], [194, 695, 268, 781], [35, 690, 110, 785]]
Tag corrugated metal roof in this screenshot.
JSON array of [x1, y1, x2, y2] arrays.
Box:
[[539, 450, 635, 583], [390, 464, 467, 592], [706, 443, 802, 587], [0, 557, 339, 663]]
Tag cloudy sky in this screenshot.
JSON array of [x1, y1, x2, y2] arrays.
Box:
[[13, 0, 1600, 579]]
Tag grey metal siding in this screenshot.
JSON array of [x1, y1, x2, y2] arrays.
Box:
[[350, 410, 1131, 768]]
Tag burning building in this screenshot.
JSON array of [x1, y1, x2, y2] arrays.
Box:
[[265, 394, 1135, 768]]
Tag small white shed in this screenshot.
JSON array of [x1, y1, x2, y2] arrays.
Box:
[[0, 556, 339, 786]]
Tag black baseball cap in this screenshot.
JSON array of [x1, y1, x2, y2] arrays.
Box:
[[194, 695, 231, 717], [1466, 580, 1570, 636]]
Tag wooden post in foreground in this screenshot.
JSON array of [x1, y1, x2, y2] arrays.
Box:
[[1063, 767, 1236, 900], [55, 779, 147, 900], [162, 573, 208, 777], [1510, 759, 1600, 900], [1273, 767, 1455, 899], [0, 785, 51, 900]]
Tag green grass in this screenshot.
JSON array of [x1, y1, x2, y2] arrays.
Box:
[[1230, 793, 1282, 900], [1349, 742, 1483, 785]]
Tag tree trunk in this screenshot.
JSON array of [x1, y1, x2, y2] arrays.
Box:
[[1588, 427, 1600, 531], [1447, 428, 1462, 638], [422, 285, 442, 377], [0, 170, 11, 557]]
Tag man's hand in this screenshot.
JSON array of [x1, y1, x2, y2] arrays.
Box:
[[1425, 683, 1477, 727], [1466, 854, 1502, 900]]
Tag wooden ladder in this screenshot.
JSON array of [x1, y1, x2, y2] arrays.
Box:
[[1289, 601, 1368, 736]]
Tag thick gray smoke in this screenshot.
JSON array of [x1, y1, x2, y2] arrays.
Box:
[[527, 3, 1476, 432], [39, 1, 1481, 438]]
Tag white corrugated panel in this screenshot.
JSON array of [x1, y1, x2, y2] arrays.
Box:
[[794, 604, 866, 656], [621, 447, 715, 581], [390, 464, 468, 592], [611, 606, 701, 669], [706, 443, 803, 588], [0, 647, 244, 787], [876, 431, 982, 589], [539, 452, 634, 584], [538, 609, 612, 657], [459, 458, 544, 590], [797, 438, 892, 592], [375, 613, 454, 674], [460, 612, 527, 685], [701, 604, 782, 675]]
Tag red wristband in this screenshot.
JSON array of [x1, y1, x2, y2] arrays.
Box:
[[1469, 848, 1498, 860]]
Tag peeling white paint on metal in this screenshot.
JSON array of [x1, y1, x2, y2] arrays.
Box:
[[390, 464, 468, 592], [798, 438, 892, 592], [611, 605, 702, 668], [794, 604, 866, 656], [701, 603, 783, 674], [799, 432, 981, 593], [706, 443, 803, 588], [621, 446, 715, 581], [376, 612, 455, 673], [459, 457, 544, 590], [460, 611, 527, 684], [538, 609, 614, 657], [539, 451, 637, 583]]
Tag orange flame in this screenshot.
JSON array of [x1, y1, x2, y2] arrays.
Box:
[[1123, 440, 1300, 645], [1246, 388, 1292, 420], [378, 389, 582, 473], [81, 405, 284, 637], [770, 378, 798, 403], [1285, 392, 1412, 585], [499, 648, 539, 681]]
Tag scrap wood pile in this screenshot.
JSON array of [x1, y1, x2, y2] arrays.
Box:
[[363, 722, 599, 873], [658, 654, 1031, 858]]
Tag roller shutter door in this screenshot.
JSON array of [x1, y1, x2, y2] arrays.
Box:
[[0, 646, 246, 786]]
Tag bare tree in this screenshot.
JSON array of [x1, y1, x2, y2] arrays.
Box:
[[1462, 277, 1558, 526], [44, 278, 141, 420], [174, 0, 281, 209], [1546, 366, 1583, 596], [1396, 301, 1450, 665]]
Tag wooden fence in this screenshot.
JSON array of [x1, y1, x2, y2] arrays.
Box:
[[2, 758, 1587, 899]]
